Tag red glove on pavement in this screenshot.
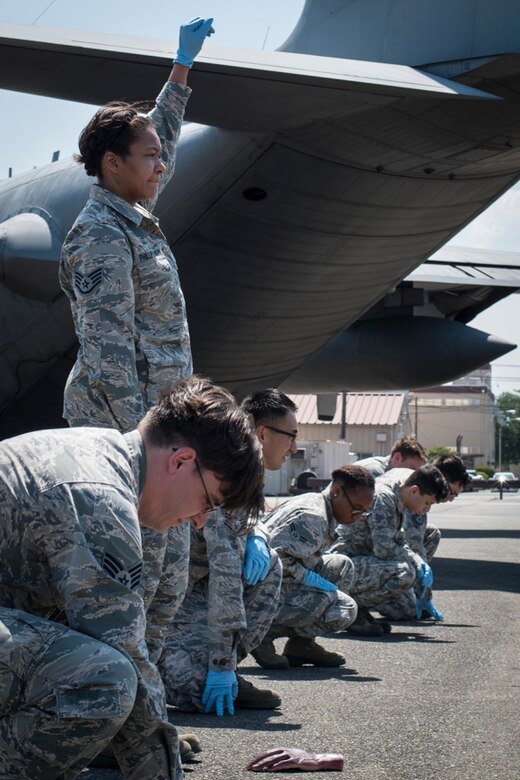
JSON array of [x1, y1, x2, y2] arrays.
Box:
[[246, 747, 344, 772]]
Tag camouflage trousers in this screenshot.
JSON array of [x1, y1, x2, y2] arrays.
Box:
[[0, 607, 137, 780], [268, 553, 358, 640], [348, 554, 417, 611], [159, 551, 282, 712], [378, 524, 442, 619]]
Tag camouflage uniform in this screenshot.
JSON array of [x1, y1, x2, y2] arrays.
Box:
[[0, 427, 184, 779], [355, 454, 390, 477], [262, 490, 357, 639], [159, 509, 282, 711], [60, 81, 193, 432], [331, 472, 422, 611]]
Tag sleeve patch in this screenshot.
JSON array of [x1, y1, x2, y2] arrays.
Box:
[[74, 268, 103, 295], [102, 551, 142, 590]]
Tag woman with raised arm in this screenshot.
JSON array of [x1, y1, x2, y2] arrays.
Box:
[[60, 17, 214, 432]]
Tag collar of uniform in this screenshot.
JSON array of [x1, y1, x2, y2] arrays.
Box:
[[321, 486, 336, 534], [91, 183, 159, 228], [123, 429, 146, 497]]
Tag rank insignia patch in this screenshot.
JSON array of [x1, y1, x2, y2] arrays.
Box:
[[102, 552, 142, 590], [74, 268, 103, 295]]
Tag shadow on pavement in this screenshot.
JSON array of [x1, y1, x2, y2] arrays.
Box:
[[171, 709, 302, 732], [434, 557, 520, 592], [237, 665, 381, 683]]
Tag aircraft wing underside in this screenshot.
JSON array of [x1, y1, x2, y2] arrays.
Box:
[[0, 22, 496, 132]]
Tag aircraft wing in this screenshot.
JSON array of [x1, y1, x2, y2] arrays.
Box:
[[0, 23, 496, 131]]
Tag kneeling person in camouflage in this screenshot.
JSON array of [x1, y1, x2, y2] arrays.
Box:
[[0, 377, 263, 780], [331, 464, 448, 636], [254, 465, 375, 668], [160, 390, 298, 715]]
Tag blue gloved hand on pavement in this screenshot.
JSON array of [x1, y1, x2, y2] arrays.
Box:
[[418, 561, 433, 589], [243, 535, 270, 585], [416, 598, 444, 621], [174, 17, 215, 67], [303, 569, 337, 592], [202, 669, 238, 716]]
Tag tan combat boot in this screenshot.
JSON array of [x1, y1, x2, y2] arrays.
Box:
[[251, 638, 289, 669], [234, 674, 282, 709], [179, 733, 202, 762], [283, 637, 345, 667]]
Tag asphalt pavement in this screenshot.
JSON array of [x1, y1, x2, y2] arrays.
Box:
[[84, 491, 520, 780]]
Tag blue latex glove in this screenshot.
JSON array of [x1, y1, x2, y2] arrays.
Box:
[[417, 561, 433, 590], [416, 598, 444, 621], [243, 535, 270, 585], [174, 17, 215, 67], [303, 569, 337, 592], [201, 669, 238, 716]]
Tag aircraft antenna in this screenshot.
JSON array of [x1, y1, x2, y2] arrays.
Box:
[[32, 0, 57, 25], [262, 25, 270, 50]]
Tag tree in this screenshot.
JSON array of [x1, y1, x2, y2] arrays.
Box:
[[427, 445, 452, 461], [495, 392, 520, 468]]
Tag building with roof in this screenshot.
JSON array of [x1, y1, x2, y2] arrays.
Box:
[[409, 369, 496, 468], [289, 392, 412, 459]]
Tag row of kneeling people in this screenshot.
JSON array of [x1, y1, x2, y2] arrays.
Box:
[[0, 385, 470, 777]]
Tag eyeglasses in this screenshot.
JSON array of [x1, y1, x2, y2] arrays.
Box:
[[195, 459, 219, 515], [264, 424, 297, 442], [340, 486, 369, 519]]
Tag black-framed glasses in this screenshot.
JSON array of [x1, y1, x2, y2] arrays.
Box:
[[340, 486, 369, 519], [195, 459, 218, 515], [264, 424, 297, 442], [447, 485, 460, 500]]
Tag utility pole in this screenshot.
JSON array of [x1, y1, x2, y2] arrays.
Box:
[[339, 392, 347, 440]]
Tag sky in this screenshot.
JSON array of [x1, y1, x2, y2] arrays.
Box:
[[0, 0, 519, 398]]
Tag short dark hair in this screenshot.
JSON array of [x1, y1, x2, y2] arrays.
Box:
[[142, 376, 265, 519], [331, 464, 375, 492], [403, 464, 448, 501], [433, 453, 471, 487], [75, 101, 154, 177], [241, 389, 297, 426], [391, 435, 427, 461]]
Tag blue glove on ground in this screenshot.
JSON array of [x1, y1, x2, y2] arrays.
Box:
[[416, 598, 444, 621], [303, 569, 337, 592], [174, 17, 215, 67], [202, 669, 238, 716], [418, 561, 433, 589], [243, 535, 270, 585]]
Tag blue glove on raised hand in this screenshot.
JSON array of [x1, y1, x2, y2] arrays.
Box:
[[417, 561, 433, 590], [201, 669, 238, 716], [416, 598, 444, 621], [303, 569, 337, 592], [174, 17, 215, 67], [243, 535, 270, 585]]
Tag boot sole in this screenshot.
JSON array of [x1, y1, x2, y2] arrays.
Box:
[[285, 654, 345, 668]]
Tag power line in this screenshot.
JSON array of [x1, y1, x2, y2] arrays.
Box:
[[32, 0, 57, 25]]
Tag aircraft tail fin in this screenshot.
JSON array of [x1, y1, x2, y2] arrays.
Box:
[[279, 0, 520, 69]]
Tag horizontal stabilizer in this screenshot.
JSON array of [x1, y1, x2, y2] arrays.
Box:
[[0, 23, 497, 131]]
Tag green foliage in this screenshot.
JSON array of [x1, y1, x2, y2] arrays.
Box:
[[476, 466, 493, 478], [495, 392, 520, 468], [427, 445, 452, 461]]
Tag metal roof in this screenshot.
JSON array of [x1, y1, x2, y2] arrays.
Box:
[[290, 393, 405, 426]]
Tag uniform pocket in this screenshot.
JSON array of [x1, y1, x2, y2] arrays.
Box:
[[55, 683, 122, 719]]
